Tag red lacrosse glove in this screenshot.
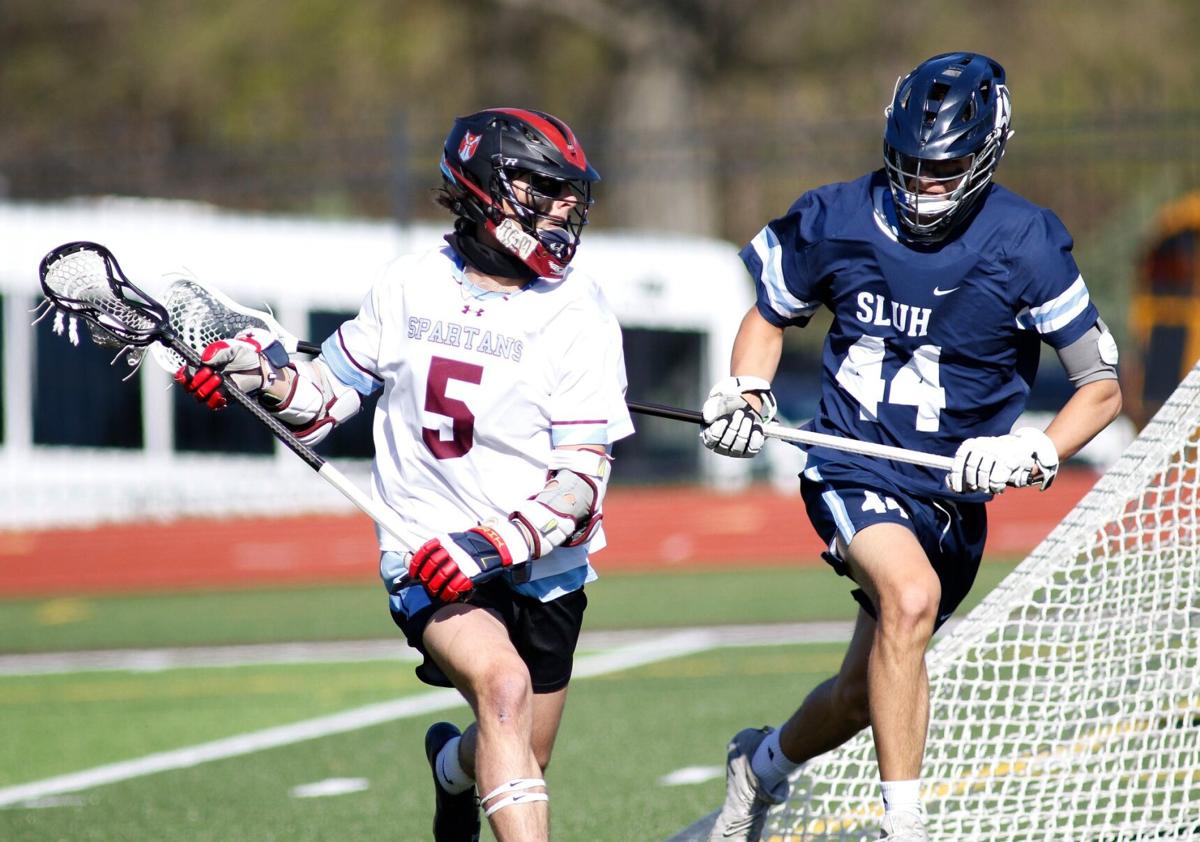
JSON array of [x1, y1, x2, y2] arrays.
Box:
[[174, 328, 289, 411], [408, 526, 515, 604]]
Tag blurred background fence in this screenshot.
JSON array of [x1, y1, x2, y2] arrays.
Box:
[[8, 108, 1200, 349], [9, 108, 1200, 243]]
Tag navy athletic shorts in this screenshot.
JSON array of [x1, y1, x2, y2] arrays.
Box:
[[800, 460, 988, 629], [387, 560, 587, 694]]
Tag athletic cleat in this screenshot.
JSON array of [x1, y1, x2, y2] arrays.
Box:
[[425, 722, 481, 842], [878, 807, 929, 840], [708, 727, 789, 841]]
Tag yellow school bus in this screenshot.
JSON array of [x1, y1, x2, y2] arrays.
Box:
[[1127, 191, 1200, 426]]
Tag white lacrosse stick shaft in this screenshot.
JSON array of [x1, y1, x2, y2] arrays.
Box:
[[761, 420, 953, 470], [625, 400, 954, 471]]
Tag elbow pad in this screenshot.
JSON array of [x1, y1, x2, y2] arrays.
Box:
[[508, 449, 612, 559], [264, 357, 362, 446]]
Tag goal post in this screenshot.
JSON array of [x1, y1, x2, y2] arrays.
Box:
[[766, 364, 1200, 840]]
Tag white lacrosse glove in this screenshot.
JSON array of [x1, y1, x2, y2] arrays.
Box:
[[948, 427, 1059, 494], [176, 328, 290, 410], [700, 375, 779, 458]]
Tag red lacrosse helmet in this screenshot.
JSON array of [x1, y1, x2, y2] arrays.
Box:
[[440, 108, 600, 279]]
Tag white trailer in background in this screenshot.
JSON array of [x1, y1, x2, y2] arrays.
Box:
[[0, 198, 756, 529]]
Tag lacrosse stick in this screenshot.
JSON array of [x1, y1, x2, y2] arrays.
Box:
[[147, 275, 319, 375], [146, 276, 953, 472], [37, 241, 413, 544], [626, 399, 955, 471]]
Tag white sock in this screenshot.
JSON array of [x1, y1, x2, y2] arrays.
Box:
[[880, 779, 922, 815], [435, 735, 474, 795], [749, 728, 802, 792]]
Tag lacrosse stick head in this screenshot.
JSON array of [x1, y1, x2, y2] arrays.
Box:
[[148, 277, 303, 374], [39, 242, 169, 348]]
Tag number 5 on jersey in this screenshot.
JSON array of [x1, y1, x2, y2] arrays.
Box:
[[835, 336, 946, 432], [423, 356, 483, 459]]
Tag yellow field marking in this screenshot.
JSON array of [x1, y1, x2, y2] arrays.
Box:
[[35, 598, 93, 626]]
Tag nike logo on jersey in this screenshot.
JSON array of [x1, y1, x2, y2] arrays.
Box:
[[932, 286, 960, 296]]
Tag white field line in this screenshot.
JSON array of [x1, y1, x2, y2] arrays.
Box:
[[0, 629, 730, 808], [0, 621, 860, 677]]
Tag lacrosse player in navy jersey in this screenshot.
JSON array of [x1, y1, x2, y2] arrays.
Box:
[[700, 53, 1122, 841], [178, 108, 633, 842]]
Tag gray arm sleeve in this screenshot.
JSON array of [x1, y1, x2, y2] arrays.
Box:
[[1056, 319, 1119, 387]]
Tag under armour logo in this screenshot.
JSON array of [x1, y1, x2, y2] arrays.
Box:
[[461, 305, 485, 316]]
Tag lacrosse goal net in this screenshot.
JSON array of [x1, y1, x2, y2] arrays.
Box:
[[765, 363, 1200, 840]]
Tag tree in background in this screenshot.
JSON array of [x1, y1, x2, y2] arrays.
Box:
[[2, 0, 1198, 243]]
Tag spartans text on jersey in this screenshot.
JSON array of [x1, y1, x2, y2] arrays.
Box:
[[407, 317, 524, 361]]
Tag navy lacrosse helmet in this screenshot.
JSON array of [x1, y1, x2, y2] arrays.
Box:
[[883, 52, 1012, 243], [440, 108, 600, 279]]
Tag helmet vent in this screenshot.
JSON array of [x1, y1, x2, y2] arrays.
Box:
[[924, 82, 950, 126]]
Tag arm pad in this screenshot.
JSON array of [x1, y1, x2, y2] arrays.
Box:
[[262, 357, 362, 446], [508, 448, 612, 559], [1056, 320, 1119, 387]]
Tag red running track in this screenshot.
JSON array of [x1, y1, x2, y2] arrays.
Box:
[[0, 470, 1100, 596]]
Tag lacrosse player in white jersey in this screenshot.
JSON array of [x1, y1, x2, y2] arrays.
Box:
[[177, 107, 633, 842]]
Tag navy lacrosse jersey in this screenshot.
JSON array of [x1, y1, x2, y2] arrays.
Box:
[[742, 171, 1100, 502]]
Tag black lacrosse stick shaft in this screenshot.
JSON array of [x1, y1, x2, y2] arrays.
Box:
[[163, 333, 329, 471], [625, 399, 703, 425]]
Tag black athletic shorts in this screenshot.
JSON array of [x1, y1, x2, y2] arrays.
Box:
[[390, 577, 588, 694]]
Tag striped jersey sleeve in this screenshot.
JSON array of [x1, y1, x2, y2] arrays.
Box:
[[739, 193, 824, 327], [1012, 208, 1099, 348], [320, 282, 386, 396]]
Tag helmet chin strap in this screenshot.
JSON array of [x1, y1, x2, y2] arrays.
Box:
[[446, 221, 538, 281]]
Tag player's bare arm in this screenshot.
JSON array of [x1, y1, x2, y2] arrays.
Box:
[[1043, 377, 1122, 461], [729, 305, 785, 386]]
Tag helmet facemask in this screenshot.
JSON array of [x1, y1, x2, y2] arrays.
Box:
[[490, 166, 593, 277], [884, 150, 989, 241]]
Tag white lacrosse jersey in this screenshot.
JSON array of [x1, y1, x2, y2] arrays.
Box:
[[320, 242, 634, 602]]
